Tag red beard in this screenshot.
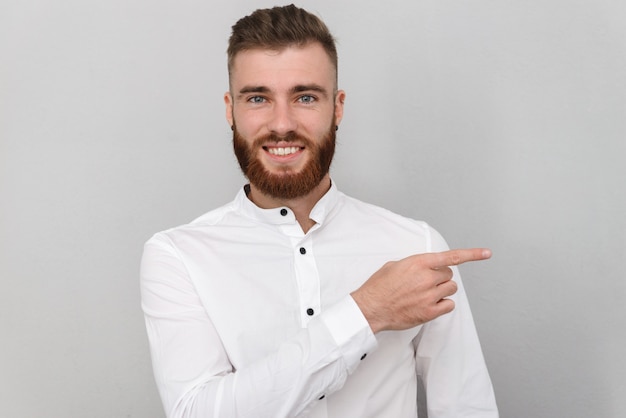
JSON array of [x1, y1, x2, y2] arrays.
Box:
[[233, 123, 336, 200]]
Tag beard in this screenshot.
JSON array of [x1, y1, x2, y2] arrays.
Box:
[[232, 122, 336, 200]]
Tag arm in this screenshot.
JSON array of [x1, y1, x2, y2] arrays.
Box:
[[140, 234, 377, 418], [350, 226, 498, 417], [414, 228, 498, 417], [413, 272, 498, 417]]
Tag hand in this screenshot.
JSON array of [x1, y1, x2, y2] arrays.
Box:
[[351, 248, 492, 333]]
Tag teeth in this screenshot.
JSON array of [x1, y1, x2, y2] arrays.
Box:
[[268, 147, 299, 156]]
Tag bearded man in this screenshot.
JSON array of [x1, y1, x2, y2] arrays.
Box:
[[141, 5, 498, 418]]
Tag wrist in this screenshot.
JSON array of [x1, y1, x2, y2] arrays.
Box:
[[350, 290, 385, 334]]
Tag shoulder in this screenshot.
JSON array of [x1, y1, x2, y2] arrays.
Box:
[[336, 191, 428, 232], [144, 197, 244, 251], [334, 192, 450, 253]]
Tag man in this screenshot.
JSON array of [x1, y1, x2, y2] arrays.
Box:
[[141, 5, 498, 417]]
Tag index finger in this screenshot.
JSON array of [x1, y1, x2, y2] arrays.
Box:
[[429, 248, 492, 269]]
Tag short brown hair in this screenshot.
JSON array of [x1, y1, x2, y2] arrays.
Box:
[[227, 4, 338, 82]]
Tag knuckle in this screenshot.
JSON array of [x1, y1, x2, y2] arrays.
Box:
[[450, 252, 462, 266], [381, 260, 395, 270], [440, 280, 457, 298]]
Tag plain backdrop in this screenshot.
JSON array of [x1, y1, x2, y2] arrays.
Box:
[[1, 1, 625, 417]]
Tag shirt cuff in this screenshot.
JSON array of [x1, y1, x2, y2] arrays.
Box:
[[320, 296, 378, 374]]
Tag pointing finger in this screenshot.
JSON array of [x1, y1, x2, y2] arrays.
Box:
[[430, 248, 492, 269]]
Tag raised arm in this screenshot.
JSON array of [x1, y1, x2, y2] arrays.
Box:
[[351, 248, 492, 333]]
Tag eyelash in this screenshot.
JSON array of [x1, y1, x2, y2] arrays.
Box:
[[248, 96, 266, 104], [298, 95, 317, 104], [246, 95, 318, 104]]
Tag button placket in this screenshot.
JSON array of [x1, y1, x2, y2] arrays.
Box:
[[291, 235, 321, 326]]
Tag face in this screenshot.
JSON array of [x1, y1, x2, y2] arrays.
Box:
[[225, 43, 345, 200]]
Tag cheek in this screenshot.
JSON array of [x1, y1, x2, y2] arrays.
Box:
[[233, 110, 266, 136], [300, 112, 334, 136]]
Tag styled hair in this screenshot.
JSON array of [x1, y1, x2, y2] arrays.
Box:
[[227, 4, 338, 82]]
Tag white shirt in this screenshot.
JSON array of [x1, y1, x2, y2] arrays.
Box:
[[140, 182, 498, 418]]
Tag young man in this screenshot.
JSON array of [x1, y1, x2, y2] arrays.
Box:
[[141, 5, 498, 417]]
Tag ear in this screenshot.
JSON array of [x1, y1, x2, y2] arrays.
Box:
[[334, 90, 346, 126], [224, 92, 234, 127]]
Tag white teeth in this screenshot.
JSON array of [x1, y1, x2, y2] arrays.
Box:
[[268, 147, 299, 156]]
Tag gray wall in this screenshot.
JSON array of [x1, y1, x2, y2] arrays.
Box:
[[1, 1, 624, 417]]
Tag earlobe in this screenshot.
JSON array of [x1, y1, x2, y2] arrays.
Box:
[[334, 90, 346, 125], [224, 92, 234, 127]]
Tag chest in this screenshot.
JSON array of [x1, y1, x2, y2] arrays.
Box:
[[182, 222, 426, 368]]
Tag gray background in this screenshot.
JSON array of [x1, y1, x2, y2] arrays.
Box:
[[1, 0, 624, 417]]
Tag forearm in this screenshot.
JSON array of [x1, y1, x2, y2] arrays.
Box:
[[186, 307, 371, 417], [144, 291, 376, 418]]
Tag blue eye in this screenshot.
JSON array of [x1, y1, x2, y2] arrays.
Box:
[[298, 95, 316, 104], [248, 96, 266, 104]]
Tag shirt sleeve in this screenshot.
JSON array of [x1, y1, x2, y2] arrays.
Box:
[[413, 225, 499, 418], [140, 233, 377, 418]]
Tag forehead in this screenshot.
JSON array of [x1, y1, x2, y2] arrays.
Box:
[[229, 43, 336, 90]]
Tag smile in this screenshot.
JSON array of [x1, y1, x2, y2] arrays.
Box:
[[266, 146, 302, 156]]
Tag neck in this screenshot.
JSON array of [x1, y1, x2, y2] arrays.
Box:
[[248, 175, 331, 234]]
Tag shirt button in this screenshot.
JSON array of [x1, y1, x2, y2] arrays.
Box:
[[306, 308, 315, 316], [319, 394, 325, 400], [360, 353, 367, 360], [299, 247, 306, 255], [280, 208, 288, 216]]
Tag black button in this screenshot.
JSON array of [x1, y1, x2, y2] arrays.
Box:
[[306, 308, 314, 316], [299, 247, 306, 255], [360, 353, 367, 360], [318, 394, 325, 400], [280, 208, 288, 216]]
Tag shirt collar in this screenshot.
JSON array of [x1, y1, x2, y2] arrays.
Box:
[[235, 180, 340, 226]]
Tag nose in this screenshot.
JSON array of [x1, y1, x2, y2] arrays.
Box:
[[267, 101, 297, 136]]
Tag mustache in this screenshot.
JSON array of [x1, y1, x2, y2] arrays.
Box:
[[251, 131, 314, 147]]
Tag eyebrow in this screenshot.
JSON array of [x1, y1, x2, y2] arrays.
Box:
[[290, 84, 329, 98], [237, 84, 329, 98], [238, 86, 270, 95]]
